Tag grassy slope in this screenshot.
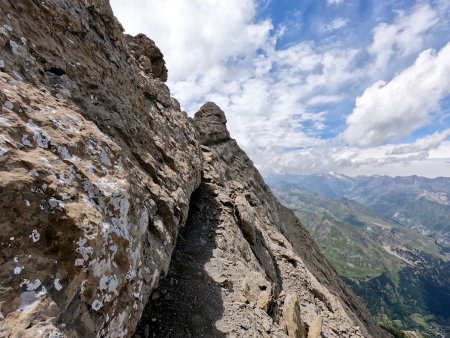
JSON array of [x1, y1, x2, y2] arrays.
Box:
[[273, 188, 449, 337]]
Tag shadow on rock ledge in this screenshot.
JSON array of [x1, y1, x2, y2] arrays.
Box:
[[134, 184, 226, 338]]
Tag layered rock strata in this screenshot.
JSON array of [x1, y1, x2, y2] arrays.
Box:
[[134, 103, 387, 338], [0, 1, 388, 337]]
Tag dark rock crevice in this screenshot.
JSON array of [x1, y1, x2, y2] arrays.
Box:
[[134, 183, 227, 338]]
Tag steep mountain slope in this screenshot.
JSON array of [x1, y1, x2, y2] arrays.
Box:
[[270, 181, 450, 336], [267, 174, 450, 249], [134, 103, 387, 337], [0, 1, 387, 337], [348, 176, 450, 245]]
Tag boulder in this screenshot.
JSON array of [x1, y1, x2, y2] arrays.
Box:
[[283, 293, 306, 338]]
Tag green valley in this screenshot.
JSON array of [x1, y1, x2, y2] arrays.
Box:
[[269, 176, 450, 337]]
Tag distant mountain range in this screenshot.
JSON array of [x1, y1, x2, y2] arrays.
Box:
[[267, 173, 450, 248], [267, 173, 450, 337]]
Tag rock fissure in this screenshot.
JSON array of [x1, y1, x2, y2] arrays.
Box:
[[134, 183, 227, 338]]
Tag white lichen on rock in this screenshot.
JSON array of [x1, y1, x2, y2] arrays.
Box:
[[54, 278, 63, 291], [30, 229, 40, 242], [92, 299, 103, 311], [3, 100, 13, 110], [27, 120, 49, 148]]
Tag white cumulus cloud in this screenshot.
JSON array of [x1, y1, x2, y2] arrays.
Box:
[[327, 0, 344, 5], [111, 0, 360, 157], [343, 42, 450, 147], [388, 129, 450, 155], [111, 0, 272, 83], [369, 4, 439, 72]]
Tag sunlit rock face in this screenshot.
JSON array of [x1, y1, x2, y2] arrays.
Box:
[[0, 1, 388, 337], [134, 103, 388, 338], [0, 1, 201, 336]]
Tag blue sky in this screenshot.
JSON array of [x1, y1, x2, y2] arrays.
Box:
[[111, 0, 450, 177]]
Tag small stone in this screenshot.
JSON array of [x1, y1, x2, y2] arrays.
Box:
[[234, 301, 247, 308], [238, 295, 248, 303], [0, 59, 4, 68], [240, 319, 250, 330], [257, 290, 271, 311], [138, 55, 152, 71], [54, 279, 63, 291], [30, 229, 40, 242], [9, 40, 19, 55], [4, 101, 13, 110], [13, 70, 23, 81], [262, 316, 272, 332], [3, 24, 12, 32], [48, 198, 61, 209], [92, 300, 103, 311], [307, 316, 323, 338], [20, 37, 27, 45], [283, 293, 306, 338]]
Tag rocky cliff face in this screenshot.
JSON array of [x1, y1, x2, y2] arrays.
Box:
[[0, 1, 388, 337], [134, 103, 386, 338]]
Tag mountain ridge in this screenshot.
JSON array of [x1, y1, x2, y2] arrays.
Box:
[[0, 1, 387, 337], [267, 173, 450, 246]]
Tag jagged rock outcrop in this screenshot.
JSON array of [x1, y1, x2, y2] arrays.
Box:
[[0, 1, 389, 338], [125, 34, 168, 82], [135, 103, 388, 338]]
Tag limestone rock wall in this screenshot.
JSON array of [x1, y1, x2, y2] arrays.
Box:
[[0, 1, 201, 337]]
